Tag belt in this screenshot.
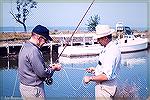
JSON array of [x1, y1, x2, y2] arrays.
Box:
[[96, 78, 117, 85], [20, 82, 43, 87]]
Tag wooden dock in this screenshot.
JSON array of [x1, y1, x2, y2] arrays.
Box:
[[0, 42, 60, 63]]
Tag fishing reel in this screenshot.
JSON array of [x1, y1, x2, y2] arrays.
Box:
[[45, 77, 53, 85]]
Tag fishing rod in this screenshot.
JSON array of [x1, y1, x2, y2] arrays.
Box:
[[46, 0, 96, 86], [54, 0, 96, 63]]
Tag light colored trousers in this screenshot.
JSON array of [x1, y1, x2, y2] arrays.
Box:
[[95, 84, 117, 100], [20, 83, 45, 100]]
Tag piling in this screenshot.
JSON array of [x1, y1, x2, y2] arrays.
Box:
[[0, 43, 60, 64], [50, 44, 60, 63]]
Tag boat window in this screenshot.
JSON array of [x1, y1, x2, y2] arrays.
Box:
[[125, 40, 127, 43], [124, 35, 128, 38], [124, 27, 132, 35]]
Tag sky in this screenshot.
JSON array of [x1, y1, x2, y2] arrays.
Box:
[[1, 1, 149, 30]]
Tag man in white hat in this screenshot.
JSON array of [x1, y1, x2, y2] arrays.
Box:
[[83, 25, 121, 100]]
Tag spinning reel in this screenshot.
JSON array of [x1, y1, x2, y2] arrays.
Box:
[[45, 77, 53, 85]]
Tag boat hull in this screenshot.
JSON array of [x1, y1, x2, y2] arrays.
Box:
[[58, 38, 148, 57], [118, 38, 148, 53], [58, 44, 103, 57]]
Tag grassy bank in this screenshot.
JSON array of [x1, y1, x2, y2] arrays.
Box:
[[0, 30, 150, 46], [0, 32, 31, 41]]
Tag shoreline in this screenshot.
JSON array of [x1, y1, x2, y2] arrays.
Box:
[[0, 30, 150, 46], [0, 30, 150, 58]]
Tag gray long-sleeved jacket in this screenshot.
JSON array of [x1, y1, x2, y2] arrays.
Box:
[[18, 41, 53, 86]]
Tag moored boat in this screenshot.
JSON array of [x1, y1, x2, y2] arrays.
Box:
[[58, 24, 148, 57], [118, 36, 148, 53], [116, 25, 148, 53]]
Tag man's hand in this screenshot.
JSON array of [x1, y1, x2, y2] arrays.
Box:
[[86, 67, 95, 73], [83, 76, 91, 84], [51, 63, 61, 71]]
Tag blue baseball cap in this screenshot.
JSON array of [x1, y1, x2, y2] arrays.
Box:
[[32, 25, 52, 41]]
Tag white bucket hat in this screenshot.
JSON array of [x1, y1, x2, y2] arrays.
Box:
[[94, 25, 115, 39]]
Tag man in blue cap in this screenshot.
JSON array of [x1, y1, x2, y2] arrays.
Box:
[[18, 25, 61, 100]]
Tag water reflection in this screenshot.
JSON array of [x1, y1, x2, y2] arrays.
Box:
[[0, 54, 50, 70], [121, 50, 148, 68], [0, 49, 149, 99], [0, 49, 148, 70], [117, 50, 149, 99], [0, 56, 18, 70]]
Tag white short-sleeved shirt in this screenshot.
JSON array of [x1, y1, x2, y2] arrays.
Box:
[[95, 41, 121, 81]]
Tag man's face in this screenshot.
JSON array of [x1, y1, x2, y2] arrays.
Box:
[[97, 37, 107, 46], [38, 36, 48, 47]]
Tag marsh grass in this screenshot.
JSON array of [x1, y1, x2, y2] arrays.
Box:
[[0, 32, 31, 41]]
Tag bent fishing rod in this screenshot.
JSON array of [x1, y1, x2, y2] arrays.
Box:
[[53, 0, 96, 63], [45, 0, 96, 85]]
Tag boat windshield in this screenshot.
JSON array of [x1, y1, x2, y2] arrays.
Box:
[[124, 27, 133, 35]]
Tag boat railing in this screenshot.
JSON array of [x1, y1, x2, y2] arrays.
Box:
[[123, 35, 135, 39]]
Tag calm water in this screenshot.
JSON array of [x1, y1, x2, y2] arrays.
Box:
[[0, 26, 86, 32], [0, 27, 147, 32], [0, 48, 150, 99]]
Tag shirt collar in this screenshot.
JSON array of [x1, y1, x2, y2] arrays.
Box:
[[105, 41, 113, 50], [101, 41, 114, 53], [28, 41, 41, 50]]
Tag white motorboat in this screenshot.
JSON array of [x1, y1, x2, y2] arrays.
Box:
[[116, 26, 148, 53], [58, 26, 148, 57], [58, 38, 148, 57], [58, 44, 103, 57], [117, 35, 148, 53]]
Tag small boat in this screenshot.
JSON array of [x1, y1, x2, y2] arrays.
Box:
[[116, 26, 148, 53]]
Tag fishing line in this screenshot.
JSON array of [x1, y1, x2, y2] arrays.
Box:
[[51, 80, 60, 90], [62, 68, 90, 91], [52, 67, 86, 90], [11, 70, 18, 97], [54, 0, 96, 63], [63, 67, 85, 71]]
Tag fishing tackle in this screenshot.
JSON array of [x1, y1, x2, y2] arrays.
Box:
[[45, 64, 55, 85], [45, 77, 53, 85]]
